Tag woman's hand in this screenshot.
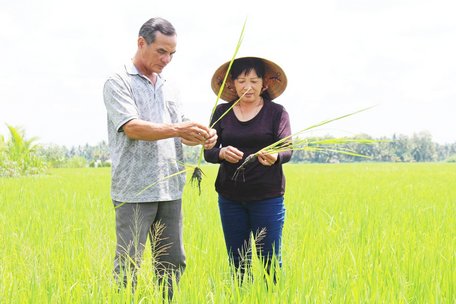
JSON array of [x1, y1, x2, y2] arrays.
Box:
[[203, 129, 218, 149], [219, 146, 244, 164], [257, 151, 278, 166]]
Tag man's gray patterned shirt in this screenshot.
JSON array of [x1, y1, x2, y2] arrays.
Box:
[[103, 62, 186, 202]]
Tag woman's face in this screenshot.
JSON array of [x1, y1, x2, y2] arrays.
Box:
[[233, 69, 264, 102]]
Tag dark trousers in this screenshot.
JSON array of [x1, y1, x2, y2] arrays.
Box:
[[113, 199, 186, 299], [218, 194, 285, 280]]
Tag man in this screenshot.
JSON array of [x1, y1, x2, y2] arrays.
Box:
[[103, 17, 217, 298]]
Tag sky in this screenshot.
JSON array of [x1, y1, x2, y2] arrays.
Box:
[[1, 0, 456, 147]]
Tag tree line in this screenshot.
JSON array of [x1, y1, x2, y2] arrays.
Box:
[[182, 131, 456, 164], [289, 132, 456, 163], [1, 125, 455, 177]]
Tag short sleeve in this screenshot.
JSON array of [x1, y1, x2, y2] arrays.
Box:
[[103, 75, 139, 132]]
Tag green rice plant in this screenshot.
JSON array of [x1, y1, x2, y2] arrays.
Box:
[[1, 164, 455, 302], [190, 89, 251, 194], [189, 18, 248, 194], [232, 106, 378, 181], [136, 160, 194, 198]]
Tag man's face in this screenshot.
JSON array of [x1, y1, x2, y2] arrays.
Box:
[[138, 31, 177, 75]]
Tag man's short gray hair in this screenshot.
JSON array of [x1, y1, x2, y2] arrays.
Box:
[[139, 17, 176, 44]]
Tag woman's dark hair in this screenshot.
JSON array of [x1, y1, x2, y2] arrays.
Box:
[[230, 57, 265, 79], [230, 57, 271, 100], [139, 17, 176, 45]]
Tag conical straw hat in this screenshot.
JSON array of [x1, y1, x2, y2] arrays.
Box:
[[211, 56, 287, 102]]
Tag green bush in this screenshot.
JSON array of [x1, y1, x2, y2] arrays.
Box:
[[63, 156, 87, 168], [446, 154, 456, 163]]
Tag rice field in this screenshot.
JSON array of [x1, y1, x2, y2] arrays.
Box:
[[0, 163, 455, 303]]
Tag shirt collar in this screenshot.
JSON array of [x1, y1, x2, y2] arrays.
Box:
[[124, 61, 165, 86]]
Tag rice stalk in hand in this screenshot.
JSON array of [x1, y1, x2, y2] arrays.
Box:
[[135, 159, 191, 197], [209, 88, 250, 128], [268, 137, 379, 156], [137, 166, 193, 197], [190, 17, 248, 193], [232, 106, 377, 181], [232, 154, 257, 182], [190, 166, 205, 195], [190, 89, 251, 194]]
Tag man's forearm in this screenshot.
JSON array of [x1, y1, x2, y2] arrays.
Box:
[[122, 119, 178, 141]]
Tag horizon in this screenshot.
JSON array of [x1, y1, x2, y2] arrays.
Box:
[[1, 127, 452, 149]]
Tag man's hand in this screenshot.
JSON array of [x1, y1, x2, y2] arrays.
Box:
[[176, 121, 211, 143]]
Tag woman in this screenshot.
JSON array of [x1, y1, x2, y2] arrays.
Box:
[[204, 57, 292, 282]]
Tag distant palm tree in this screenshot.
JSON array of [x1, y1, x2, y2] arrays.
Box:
[[0, 134, 5, 151], [0, 124, 45, 176], [6, 124, 39, 161]]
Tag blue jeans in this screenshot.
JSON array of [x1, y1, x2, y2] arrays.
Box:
[[218, 194, 285, 276]]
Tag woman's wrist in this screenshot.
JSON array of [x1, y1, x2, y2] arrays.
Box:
[[219, 147, 225, 160]]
